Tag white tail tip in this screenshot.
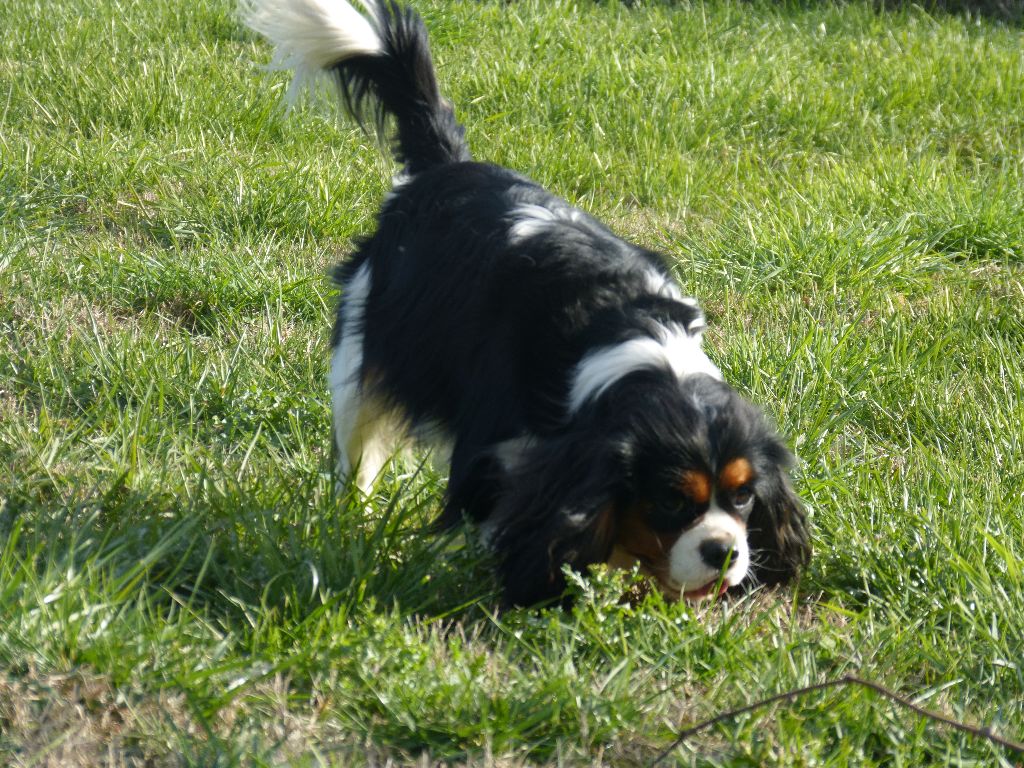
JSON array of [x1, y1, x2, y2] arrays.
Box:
[[241, 0, 384, 101]]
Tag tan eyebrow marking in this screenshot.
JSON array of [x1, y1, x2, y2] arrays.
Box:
[[679, 469, 712, 505], [719, 458, 754, 492]]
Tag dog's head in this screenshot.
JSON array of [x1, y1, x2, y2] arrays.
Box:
[[479, 372, 810, 606]]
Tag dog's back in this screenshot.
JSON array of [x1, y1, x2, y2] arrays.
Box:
[[244, 0, 701, 459]]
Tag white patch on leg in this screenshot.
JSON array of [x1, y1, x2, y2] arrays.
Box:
[[471, 434, 538, 549], [329, 263, 407, 495], [349, 397, 409, 494], [568, 323, 722, 413]]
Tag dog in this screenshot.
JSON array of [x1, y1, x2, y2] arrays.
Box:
[[243, 0, 810, 605]]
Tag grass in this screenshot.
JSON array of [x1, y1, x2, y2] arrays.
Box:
[[1, 0, 1022, 764]]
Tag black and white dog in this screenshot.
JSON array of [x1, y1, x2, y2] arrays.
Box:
[[243, 0, 810, 605]]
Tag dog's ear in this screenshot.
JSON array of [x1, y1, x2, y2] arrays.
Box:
[[747, 469, 811, 586], [488, 431, 632, 606]]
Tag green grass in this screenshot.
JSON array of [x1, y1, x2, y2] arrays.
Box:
[[2, 0, 1023, 764]]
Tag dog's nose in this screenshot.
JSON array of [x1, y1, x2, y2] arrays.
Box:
[[699, 538, 735, 571]]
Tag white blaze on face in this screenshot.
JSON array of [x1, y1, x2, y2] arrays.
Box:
[[667, 508, 749, 594]]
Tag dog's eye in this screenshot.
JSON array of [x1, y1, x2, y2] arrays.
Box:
[[732, 486, 755, 511]]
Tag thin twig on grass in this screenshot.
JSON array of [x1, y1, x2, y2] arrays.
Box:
[[652, 673, 1024, 765]]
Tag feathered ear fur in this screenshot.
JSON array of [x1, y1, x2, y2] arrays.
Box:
[[746, 470, 811, 586], [485, 431, 632, 606]]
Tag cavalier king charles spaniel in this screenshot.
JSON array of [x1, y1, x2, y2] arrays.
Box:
[[243, 0, 811, 605]]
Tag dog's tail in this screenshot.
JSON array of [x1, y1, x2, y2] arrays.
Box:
[[242, 0, 471, 174]]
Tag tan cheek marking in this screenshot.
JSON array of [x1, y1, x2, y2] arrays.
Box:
[[592, 504, 616, 545], [679, 469, 712, 505], [719, 458, 754, 491], [607, 544, 640, 572], [606, 506, 683, 601]]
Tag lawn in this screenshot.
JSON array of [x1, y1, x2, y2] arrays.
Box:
[[1, 0, 1022, 764]]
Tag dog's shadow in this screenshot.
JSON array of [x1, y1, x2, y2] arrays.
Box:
[[617, 0, 1021, 24], [10, 462, 501, 634], [180, 464, 503, 626]]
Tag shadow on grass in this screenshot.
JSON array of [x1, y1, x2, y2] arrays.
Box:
[[878, 0, 1021, 22], [626, 0, 1022, 24], [782, 0, 1021, 23], [2, 463, 500, 644]]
